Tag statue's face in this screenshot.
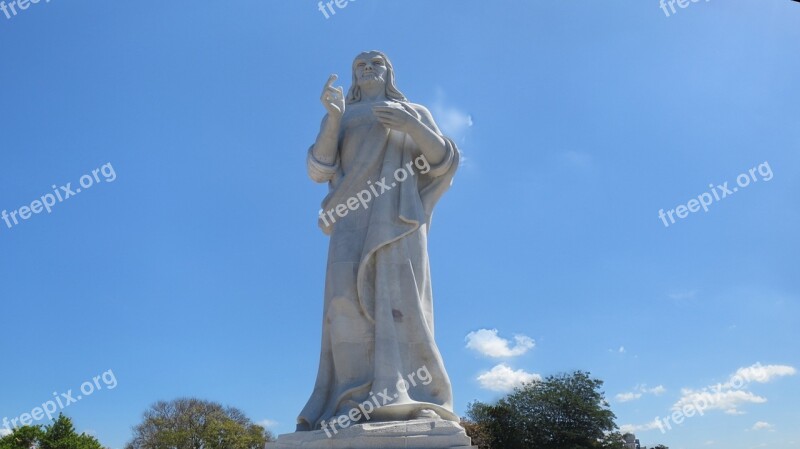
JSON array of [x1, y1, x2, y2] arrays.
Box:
[[354, 52, 388, 87]]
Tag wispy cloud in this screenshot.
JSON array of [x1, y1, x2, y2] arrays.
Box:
[[476, 363, 540, 392], [616, 384, 666, 402], [671, 363, 796, 415], [257, 419, 278, 429], [623, 363, 794, 433], [430, 88, 472, 145], [465, 329, 535, 358], [616, 392, 642, 402], [751, 421, 775, 431], [729, 363, 796, 386], [668, 290, 698, 300], [673, 388, 766, 415], [620, 419, 663, 434]]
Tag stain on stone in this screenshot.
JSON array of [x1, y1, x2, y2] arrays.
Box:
[[392, 309, 404, 322]]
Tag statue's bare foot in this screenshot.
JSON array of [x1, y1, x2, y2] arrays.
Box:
[[412, 409, 441, 420]]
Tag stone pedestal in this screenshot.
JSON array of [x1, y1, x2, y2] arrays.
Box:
[[267, 418, 478, 449]]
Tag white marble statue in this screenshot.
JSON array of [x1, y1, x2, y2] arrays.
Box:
[[297, 50, 461, 432]]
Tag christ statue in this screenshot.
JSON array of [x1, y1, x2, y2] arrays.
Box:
[[298, 50, 461, 432]]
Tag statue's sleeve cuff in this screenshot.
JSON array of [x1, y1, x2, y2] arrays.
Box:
[[425, 140, 455, 178], [307, 146, 339, 183]]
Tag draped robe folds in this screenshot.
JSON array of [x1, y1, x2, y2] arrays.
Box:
[[298, 101, 460, 431]]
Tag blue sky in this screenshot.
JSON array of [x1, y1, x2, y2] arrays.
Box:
[[1, 1, 798, 448]]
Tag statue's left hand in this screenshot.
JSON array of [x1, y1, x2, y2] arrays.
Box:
[[373, 105, 419, 134]]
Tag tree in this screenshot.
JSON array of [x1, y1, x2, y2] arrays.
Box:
[[125, 398, 273, 449], [460, 417, 492, 449], [0, 425, 43, 449], [599, 432, 626, 449], [41, 415, 103, 449], [465, 371, 624, 449], [463, 400, 522, 449], [0, 415, 103, 449]]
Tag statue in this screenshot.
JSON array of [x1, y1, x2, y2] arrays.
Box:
[[298, 50, 461, 433]]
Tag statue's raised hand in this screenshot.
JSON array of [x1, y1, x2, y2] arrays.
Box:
[[321, 74, 345, 119]]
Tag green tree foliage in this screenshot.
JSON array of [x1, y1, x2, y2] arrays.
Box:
[[0, 415, 103, 449], [0, 425, 43, 449], [459, 418, 492, 449], [125, 398, 273, 449], [464, 371, 625, 449]]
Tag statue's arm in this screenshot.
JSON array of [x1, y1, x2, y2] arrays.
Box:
[[308, 74, 345, 183], [307, 115, 340, 183], [311, 114, 340, 165], [405, 105, 447, 167]]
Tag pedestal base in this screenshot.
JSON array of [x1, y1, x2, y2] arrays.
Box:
[[267, 418, 477, 449]]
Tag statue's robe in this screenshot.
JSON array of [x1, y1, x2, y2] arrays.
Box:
[[298, 101, 460, 431]]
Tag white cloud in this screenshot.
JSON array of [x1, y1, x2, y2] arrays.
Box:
[[615, 392, 642, 403], [729, 363, 796, 386], [668, 290, 698, 300], [668, 363, 796, 415], [620, 419, 664, 434], [257, 419, 278, 429], [616, 384, 666, 402], [476, 363, 540, 392], [0, 428, 11, 437], [752, 421, 774, 431], [430, 89, 472, 143], [619, 346, 626, 353], [673, 388, 767, 415], [465, 329, 535, 358]]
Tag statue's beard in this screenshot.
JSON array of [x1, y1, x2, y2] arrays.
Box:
[[357, 76, 385, 90]]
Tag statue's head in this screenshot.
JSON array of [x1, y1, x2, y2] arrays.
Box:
[[346, 50, 407, 104]]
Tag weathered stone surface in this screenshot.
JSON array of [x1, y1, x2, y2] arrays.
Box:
[[268, 418, 477, 449], [275, 51, 471, 449], [297, 51, 461, 432]]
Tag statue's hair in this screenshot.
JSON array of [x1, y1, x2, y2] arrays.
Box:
[[346, 51, 408, 105]]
